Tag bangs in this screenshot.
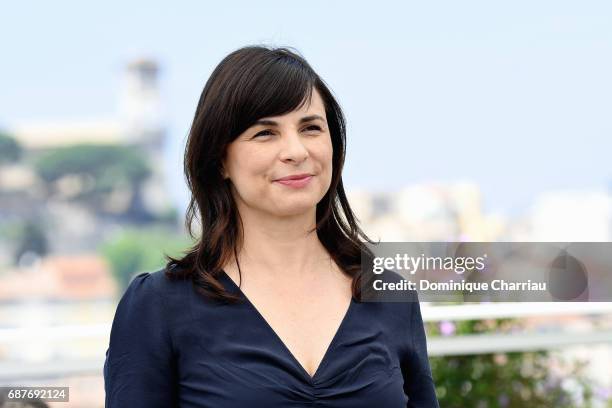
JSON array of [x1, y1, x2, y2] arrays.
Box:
[[227, 51, 318, 140]]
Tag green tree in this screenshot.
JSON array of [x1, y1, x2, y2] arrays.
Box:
[[0, 131, 23, 164], [33, 144, 151, 217], [99, 227, 193, 290], [13, 220, 48, 264]]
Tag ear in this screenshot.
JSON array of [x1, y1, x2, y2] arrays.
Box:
[[221, 165, 229, 179], [221, 154, 229, 179]]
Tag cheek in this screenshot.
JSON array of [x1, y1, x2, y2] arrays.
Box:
[[319, 143, 334, 176], [310, 140, 334, 189], [312, 137, 333, 165], [227, 149, 273, 193], [230, 146, 270, 176]]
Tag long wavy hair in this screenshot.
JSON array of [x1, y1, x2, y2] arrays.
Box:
[[165, 44, 377, 303]]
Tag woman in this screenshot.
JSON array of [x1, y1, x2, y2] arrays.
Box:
[[104, 45, 439, 407]]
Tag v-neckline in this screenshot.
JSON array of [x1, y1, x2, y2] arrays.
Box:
[[220, 269, 355, 384]]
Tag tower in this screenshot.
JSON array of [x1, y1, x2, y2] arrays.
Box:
[[117, 58, 173, 218], [118, 58, 165, 150]]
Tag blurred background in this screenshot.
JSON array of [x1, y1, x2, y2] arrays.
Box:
[[0, 1, 611, 407]]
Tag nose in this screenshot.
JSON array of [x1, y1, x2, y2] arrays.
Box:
[[279, 130, 309, 164]]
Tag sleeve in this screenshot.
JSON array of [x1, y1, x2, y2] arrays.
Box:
[[104, 272, 178, 407], [401, 292, 440, 408]]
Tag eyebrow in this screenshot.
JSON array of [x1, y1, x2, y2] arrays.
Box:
[[252, 114, 326, 127]]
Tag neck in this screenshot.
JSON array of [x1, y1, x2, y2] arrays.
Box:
[[229, 203, 331, 282]]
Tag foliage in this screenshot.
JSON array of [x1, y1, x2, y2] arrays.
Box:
[[32, 143, 152, 216], [99, 227, 193, 290], [34, 144, 149, 185], [33, 143, 149, 193], [12, 220, 48, 264], [0, 131, 22, 164], [427, 316, 599, 407]]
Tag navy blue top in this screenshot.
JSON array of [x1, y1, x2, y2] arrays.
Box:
[[104, 267, 439, 407]]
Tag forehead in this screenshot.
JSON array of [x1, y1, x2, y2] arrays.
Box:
[[261, 88, 326, 121]]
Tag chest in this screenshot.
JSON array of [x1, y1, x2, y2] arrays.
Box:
[[242, 283, 352, 378], [181, 289, 409, 408]]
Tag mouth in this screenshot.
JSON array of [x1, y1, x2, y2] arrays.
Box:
[[273, 173, 314, 182], [273, 174, 314, 188]]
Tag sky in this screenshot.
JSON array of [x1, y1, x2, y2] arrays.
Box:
[[1, 0, 611, 217]]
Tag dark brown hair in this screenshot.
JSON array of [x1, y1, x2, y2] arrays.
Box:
[[165, 44, 376, 303]]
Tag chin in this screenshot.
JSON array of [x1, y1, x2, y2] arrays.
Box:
[[274, 200, 319, 217]]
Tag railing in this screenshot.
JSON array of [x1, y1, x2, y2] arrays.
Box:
[[421, 301, 612, 356]]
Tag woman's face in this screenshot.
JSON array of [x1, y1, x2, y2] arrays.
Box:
[[222, 88, 333, 218]]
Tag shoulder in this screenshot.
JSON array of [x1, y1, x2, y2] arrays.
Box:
[[370, 268, 422, 332], [122, 266, 191, 300], [112, 270, 167, 328], [108, 267, 194, 355], [358, 267, 420, 322], [114, 270, 164, 316], [114, 266, 193, 326], [125, 269, 163, 295]]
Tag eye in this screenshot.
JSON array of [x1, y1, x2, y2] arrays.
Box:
[[303, 125, 322, 133], [253, 129, 273, 138]]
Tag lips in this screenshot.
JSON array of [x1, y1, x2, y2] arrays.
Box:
[[273, 174, 314, 188], [274, 173, 313, 181]]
